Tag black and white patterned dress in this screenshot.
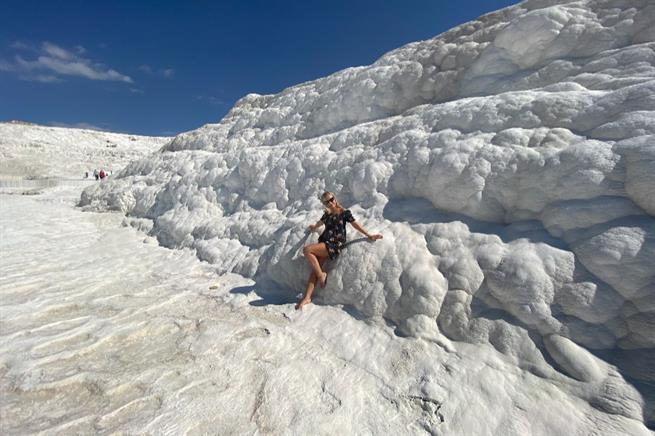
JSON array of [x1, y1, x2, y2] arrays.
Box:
[[318, 209, 356, 259]]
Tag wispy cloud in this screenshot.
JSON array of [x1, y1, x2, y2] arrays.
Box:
[[139, 64, 175, 79], [0, 59, 14, 71], [23, 74, 61, 83], [9, 41, 31, 50], [0, 41, 133, 83]]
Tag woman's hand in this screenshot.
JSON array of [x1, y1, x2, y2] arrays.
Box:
[[368, 233, 383, 241]]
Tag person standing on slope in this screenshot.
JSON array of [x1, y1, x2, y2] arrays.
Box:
[[296, 191, 383, 310]]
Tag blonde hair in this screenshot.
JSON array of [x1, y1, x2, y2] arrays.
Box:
[[320, 191, 345, 212]]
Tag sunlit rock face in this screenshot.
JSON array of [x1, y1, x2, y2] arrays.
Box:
[[81, 0, 655, 425]]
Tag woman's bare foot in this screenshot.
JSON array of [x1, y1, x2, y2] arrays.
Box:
[[295, 298, 311, 310], [319, 272, 328, 288]]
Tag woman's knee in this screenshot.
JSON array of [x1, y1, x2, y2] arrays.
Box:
[[304, 243, 323, 256], [304, 243, 328, 259]]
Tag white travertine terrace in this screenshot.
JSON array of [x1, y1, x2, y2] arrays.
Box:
[[74, 0, 655, 432]]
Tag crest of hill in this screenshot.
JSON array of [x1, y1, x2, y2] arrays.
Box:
[[0, 122, 171, 179]]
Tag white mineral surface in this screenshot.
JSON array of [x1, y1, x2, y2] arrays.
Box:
[[2, 0, 654, 434], [0, 121, 169, 180]]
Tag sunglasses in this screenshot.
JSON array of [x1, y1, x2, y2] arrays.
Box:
[[322, 196, 336, 205]]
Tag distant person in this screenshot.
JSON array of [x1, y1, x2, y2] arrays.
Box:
[[84, 171, 89, 179], [99, 169, 106, 180], [93, 169, 99, 181], [296, 191, 383, 310]]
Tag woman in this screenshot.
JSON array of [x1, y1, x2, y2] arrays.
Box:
[[296, 191, 383, 310]]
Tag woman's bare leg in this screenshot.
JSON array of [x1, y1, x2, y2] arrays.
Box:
[[296, 254, 327, 310], [303, 243, 329, 286], [295, 271, 317, 310]]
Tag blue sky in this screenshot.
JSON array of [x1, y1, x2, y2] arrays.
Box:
[[0, 0, 518, 136]]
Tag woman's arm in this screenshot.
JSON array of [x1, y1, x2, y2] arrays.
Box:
[[350, 221, 383, 241], [308, 220, 324, 232]]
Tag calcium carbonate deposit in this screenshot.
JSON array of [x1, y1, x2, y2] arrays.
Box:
[[0, 121, 170, 180], [2, 0, 654, 434]]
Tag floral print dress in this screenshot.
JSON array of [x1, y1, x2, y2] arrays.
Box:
[[319, 209, 356, 259]]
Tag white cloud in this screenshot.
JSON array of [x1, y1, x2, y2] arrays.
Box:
[[0, 59, 14, 72], [21, 74, 61, 83], [138, 65, 153, 74], [9, 41, 32, 51], [0, 41, 133, 83], [42, 41, 74, 60], [139, 65, 175, 79]]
